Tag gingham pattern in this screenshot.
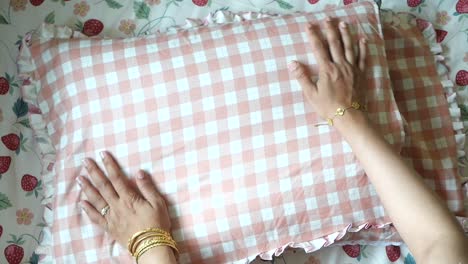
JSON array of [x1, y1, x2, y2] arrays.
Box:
[[382, 15, 465, 214], [331, 13, 468, 245], [22, 2, 406, 263]]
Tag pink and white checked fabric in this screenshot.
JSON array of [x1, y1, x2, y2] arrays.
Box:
[[324, 12, 468, 245], [19, 2, 406, 263], [382, 13, 465, 214]]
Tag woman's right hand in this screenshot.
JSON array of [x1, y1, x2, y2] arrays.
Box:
[[288, 18, 368, 123]]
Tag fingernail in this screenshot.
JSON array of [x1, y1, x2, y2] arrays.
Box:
[[137, 171, 145, 179], [76, 176, 83, 187], [361, 38, 367, 44], [82, 159, 89, 169], [340, 21, 347, 28], [100, 151, 106, 160], [288, 61, 298, 72], [79, 202, 87, 211]]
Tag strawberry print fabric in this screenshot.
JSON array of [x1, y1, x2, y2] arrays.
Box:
[[1, 0, 467, 264], [18, 2, 408, 263]]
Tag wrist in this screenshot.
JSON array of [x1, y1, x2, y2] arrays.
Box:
[[332, 109, 370, 134], [138, 245, 176, 264]]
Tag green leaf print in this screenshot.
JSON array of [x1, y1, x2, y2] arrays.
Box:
[[0, 15, 8, 25], [44, 11, 55, 24], [19, 119, 30, 128], [275, 0, 293, 9], [134, 1, 150, 19], [459, 104, 468, 121], [12, 98, 28, 118], [0, 192, 12, 210], [105, 0, 123, 9], [404, 253, 416, 264]]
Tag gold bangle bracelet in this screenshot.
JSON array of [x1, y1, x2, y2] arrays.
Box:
[[135, 243, 162, 264], [134, 237, 178, 257], [133, 236, 176, 256], [131, 233, 172, 255], [127, 227, 173, 254], [135, 240, 178, 263]]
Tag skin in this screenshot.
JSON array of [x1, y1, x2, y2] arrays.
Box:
[[78, 153, 176, 263], [80, 19, 468, 264], [289, 18, 468, 264]]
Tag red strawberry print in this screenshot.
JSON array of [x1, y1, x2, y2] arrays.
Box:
[[22, 78, 31, 86], [2, 134, 20, 151], [0, 77, 9, 95], [343, 0, 356, 5], [416, 18, 430, 31], [29, 0, 45, 6], [82, 19, 104, 37], [4, 244, 24, 264], [28, 103, 41, 114], [308, 0, 320, 4], [47, 162, 54, 171], [0, 156, 12, 174], [385, 245, 401, 262], [456, 0, 468, 14], [407, 0, 422, 7], [21, 174, 38, 191], [342, 244, 361, 258], [456, 70, 468, 86], [435, 29, 448, 43], [192, 0, 208, 6], [0, 225, 3, 238]]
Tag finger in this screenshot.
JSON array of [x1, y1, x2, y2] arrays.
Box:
[[80, 200, 107, 227], [338, 21, 354, 65], [324, 17, 345, 63], [306, 24, 330, 65], [135, 170, 163, 208], [100, 151, 135, 199], [358, 38, 367, 71], [83, 158, 119, 203], [77, 175, 109, 212], [288, 61, 317, 101]]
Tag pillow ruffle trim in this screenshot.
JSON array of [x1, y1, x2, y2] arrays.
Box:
[[17, 8, 467, 263]]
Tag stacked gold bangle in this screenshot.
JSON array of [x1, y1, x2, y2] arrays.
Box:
[[315, 101, 366, 127], [127, 227, 178, 263]]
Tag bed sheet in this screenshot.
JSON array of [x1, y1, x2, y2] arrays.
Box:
[[0, 0, 466, 264]]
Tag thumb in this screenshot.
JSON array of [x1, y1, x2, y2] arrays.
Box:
[[288, 60, 317, 98]]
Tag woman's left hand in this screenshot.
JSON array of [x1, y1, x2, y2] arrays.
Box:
[[78, 151, 172, 246]]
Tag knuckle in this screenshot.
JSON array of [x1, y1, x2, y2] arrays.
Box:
[[294, 68, 307, 80], [124, 192, 143, 211], [87, 162, 97, 172], [322, 62, 334, 72], [311, 39, 322, 49], [327, 29, 339, 38], [96, 180, 112, 191]]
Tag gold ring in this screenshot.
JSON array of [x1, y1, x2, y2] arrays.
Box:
[[100, 205, 110, 217]]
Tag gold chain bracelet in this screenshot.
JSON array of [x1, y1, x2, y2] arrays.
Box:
[[315, 101, 366, 127]]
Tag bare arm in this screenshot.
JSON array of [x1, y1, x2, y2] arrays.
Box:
[[335, 111, 468, 263], [288, 18, 468, 263]]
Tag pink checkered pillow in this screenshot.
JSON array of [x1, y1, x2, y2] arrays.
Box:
[[19, 2, 405, 263]]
